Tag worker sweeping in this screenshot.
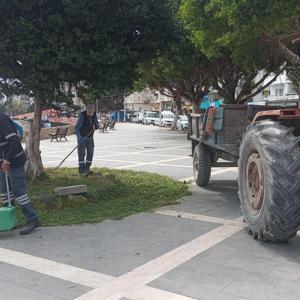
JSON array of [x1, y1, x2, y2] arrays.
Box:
[[0, 112, 41, 235], [75, 104, 99, 176]]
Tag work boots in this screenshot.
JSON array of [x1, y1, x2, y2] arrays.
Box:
[[19, 219, 41, 235]]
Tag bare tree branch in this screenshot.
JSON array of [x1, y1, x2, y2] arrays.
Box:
[[262, 31, 300, 66], [241, 64, 286, 102]]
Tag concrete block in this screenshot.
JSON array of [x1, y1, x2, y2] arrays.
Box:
[[55, 185, 87, 196]]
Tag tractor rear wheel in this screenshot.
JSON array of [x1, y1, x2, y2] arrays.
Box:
[[193, 144, 211, 186], [239, 120, 300, 242]]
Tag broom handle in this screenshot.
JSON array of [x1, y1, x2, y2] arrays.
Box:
[[5, 173, 12, 208], [55, 129, 95, 169]]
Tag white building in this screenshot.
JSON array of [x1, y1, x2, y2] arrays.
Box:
[[253, 71, 298, 104], [124, 89, 161, 112]]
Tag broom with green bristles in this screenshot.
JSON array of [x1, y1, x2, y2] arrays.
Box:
[[0, 172, 17, 231]]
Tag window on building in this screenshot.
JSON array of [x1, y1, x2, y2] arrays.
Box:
[[263, 90, 270, 97], [287, 83, 297, 95], [275, 88, 284, 96]]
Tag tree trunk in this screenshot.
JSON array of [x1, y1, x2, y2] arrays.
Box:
[[192, 92, 206, 113], [171, 98, 182, 131], [25, 99, 44, 178]]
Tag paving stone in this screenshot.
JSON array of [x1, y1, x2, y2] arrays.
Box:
[[149, 240, 290, 300], [164, 180, 242, 219], [0, 262, 90, 299], [202, 245, 253, 269], [269, 261, 300, 281], [174, 284, 251, 300], [0, 279, 65, 300], [221, 279, 279, 300], [55, 185, 87, 196], [222, 231, 300, 264], [241, 257, 278, 275], [272, 279, 300, 300]]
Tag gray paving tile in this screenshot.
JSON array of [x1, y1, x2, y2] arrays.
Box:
[[272, 279, 300, 300], [221, 279, 278, 300], [241, 257, 278, 275], [221, 276, 300, 300], [0, 262, 90, 299], [149, 230, 300, 300], [0, 280, 59, 300], [222, 231, 300, 265], [202, 245, 253, 269], [175, 284, 251, 300], [163, 180, 242, 219]]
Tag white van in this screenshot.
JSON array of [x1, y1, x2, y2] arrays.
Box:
[[159, 111, 175, 127], [143, 111, 159, 125]]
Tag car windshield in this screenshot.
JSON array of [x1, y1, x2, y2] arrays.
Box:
[[148, 113, 159, 118], [163, 114, 174, 119], [180, 116, 188, 121]]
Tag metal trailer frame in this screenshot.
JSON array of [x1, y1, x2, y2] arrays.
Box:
[[189, 104, 300, 166]]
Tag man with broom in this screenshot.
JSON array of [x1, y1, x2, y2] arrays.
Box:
[[75, 104, 99, 176], [0, 112, 41, 235]]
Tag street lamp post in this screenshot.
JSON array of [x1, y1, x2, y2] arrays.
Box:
[[124, 90, 126, 122]]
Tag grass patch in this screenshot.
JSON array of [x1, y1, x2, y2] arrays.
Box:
[[15, 168, 190, 226]]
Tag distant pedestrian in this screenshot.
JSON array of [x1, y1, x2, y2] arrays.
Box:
[[75, 104, 99, 176], [0, 112, 41, 235]]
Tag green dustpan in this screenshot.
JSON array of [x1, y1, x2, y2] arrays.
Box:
[[0, 206, 17, 230], [0, 173, 17, 231]]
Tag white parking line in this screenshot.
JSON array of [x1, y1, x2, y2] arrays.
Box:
[[75, 221, 243, 299], [116, 157, 190, 170], [155, 210, 245, 228], [96, 140, 187, 151], [42, 145, 190, 165], [43, 157, 192, 167], [178, 167, 237, 182], [153, 163, 192, 169]]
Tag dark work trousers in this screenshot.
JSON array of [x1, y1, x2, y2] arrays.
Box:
[[78, 138, 95, 174], [0, 166, 39, 222]]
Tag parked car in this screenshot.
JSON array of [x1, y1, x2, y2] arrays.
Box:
[[137, 112, 144, 124], [176, 115, 189, 130], [132, 115, 139, 123], [141, 111, 151, 124], [160, 111, 175, 127], [143, 111, 159, 125], [128, 112, 139, 123]]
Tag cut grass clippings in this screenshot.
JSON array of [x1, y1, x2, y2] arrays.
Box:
[[15, 168, 190, 226]]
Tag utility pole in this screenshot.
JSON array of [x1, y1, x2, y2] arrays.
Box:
[[123, 90, 126, 122], [96, 99, 99, 115]]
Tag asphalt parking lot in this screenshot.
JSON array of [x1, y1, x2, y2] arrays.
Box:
[[0, 123, 300, 300]]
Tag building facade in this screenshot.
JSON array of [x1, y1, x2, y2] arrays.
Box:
[[253, 71, 299, 104], [124, 89, 161, 112]]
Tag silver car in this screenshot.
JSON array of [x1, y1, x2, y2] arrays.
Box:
[[176, 115, 189, 130]]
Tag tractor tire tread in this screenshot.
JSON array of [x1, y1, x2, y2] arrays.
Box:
[[238, 120, 300, 242]]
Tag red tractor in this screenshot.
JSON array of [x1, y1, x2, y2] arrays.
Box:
[[189, 103, 300, 242]]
